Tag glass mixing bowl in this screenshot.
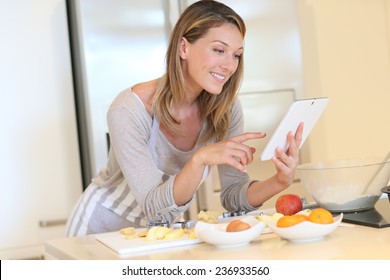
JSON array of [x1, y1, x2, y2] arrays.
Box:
[[297, 157, 390, 212]]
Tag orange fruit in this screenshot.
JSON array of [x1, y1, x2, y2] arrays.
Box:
[[308, 208, 334, 224], [276, 214, 308, 228], [226, 220, 251, 232]]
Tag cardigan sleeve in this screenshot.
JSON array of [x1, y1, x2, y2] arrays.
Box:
[[218, 98, 260, 212]]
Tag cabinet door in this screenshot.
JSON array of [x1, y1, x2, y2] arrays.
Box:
[[0, 0, 82, 259]]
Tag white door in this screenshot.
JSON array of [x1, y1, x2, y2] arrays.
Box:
[[0, 0, 82, 259]]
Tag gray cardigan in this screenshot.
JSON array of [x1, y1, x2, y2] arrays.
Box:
[[67, 87, 258, 236]]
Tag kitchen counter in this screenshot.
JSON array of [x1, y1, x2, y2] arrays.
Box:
[[45, 220, 390, 260]]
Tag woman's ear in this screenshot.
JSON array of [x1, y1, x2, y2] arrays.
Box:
[[179, 37, 189, 59]]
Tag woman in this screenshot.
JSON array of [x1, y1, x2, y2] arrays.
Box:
[[66, 0, 303, 237]]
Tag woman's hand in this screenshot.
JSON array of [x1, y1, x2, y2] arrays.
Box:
[[194, 132, 266, 172], [271, 122, 304, 188]]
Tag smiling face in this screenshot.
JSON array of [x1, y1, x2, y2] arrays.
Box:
[[179, 23, 244, 96]]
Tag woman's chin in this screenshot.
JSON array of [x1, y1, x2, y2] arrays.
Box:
[[205, 86, 224, 95]]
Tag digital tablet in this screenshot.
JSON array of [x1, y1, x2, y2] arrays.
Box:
[[260, 97, 329, 161]]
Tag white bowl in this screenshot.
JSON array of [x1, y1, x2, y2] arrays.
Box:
[[266, 213, 343, 243], [194, 216, 266, 248]]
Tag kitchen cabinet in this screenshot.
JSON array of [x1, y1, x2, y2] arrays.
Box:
[[0, 0, 82, 259]]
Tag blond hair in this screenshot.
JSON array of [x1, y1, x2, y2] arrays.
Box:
[[153, 0, 246, 143]]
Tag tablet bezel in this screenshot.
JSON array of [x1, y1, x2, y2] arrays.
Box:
[[260, 97, 329, 161]]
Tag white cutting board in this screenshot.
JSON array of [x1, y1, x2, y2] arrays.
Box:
[[95, 231, 202, 255]]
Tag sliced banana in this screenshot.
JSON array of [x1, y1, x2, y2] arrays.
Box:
[[271, 212, 284, 222], [137, 231, 148, 238], [120, 224, 197, 241], [256, 213, 284, 225], [185, 229, 197, 239], [256, 214, 273, 224], [124, 234, 137, 240], [197, 210, 219, 224], [163, 228, 185, 240], [297, 209, 312, 216], [119, 226, 136, 235], [146, 226, 172, 241]]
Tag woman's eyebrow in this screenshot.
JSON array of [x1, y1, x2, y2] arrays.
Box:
[[212, 40, 244, 50]]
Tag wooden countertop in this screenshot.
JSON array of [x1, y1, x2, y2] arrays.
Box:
[[45, 218, 390, 260]]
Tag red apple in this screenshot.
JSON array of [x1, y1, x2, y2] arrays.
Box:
[[275, 194, 303, 215]]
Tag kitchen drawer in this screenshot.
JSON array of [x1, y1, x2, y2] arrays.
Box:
[[0, 224, 67, 260], [0, 245, 45, 260]]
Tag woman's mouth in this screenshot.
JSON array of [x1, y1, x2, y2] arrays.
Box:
[[210, 72, 226, 82]]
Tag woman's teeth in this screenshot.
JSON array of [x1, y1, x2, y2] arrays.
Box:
[[210, 72, 225, 81]]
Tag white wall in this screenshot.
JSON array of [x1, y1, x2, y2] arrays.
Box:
[[297, 0, 390, 162], [0, 0, 82, 259]]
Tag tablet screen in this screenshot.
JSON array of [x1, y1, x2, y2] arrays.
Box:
[[260, 97, 329, 161]]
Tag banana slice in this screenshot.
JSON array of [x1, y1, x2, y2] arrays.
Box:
[[137, 231, 148, 238], [120, 224, 196, 242], [256, 213, 284, 225], [197, 210, 219, 224], [297, 209, 312, 216], [146, 226, 172, 241], [185, 229, 197, 239], [271, 212, 284, 222], [119, 227, 136, 235], [163, 228, 185, 240], [256, 214, 273, 224]]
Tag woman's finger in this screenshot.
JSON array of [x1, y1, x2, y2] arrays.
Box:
[[225, 141, 255, 165], [230, 132, 266, 144]]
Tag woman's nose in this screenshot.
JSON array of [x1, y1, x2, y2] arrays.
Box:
[[220, 56, 238, 73]]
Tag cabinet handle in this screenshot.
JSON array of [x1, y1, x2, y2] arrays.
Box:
[[39, 219, 67, 228]]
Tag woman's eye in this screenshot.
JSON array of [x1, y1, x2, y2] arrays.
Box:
[[214, 49, 225, 54], [234, 54, 242, 60]]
